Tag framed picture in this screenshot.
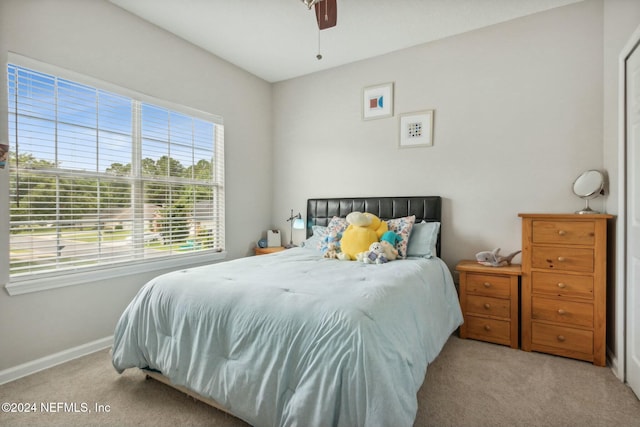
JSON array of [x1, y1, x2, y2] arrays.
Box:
[[399, 110, 434, 148], [362, 82, 393, 120]]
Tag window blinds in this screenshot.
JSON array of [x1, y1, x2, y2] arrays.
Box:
[[7, 62, 225, 279]]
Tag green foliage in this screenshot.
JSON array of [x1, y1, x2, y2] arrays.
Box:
[[10, 153, 215, 233], [158, 204, 189, 244]]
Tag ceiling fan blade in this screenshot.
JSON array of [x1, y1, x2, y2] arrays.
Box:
[[314, 0, 336, 30]]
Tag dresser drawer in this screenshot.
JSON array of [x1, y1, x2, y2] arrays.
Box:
[[532, 220, 595, 245], [465, 316, 511, 345], [531, 296, 593, 328], [465, 273, 511, 298], [531, 246, 594, 272], [466, 294, 511, 318], [532, 272, 593, 299], [531, 322, 593, 354]]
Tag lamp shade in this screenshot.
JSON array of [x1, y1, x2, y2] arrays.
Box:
[[293, 218, 305, 230]]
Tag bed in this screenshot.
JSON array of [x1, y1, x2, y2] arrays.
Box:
[[112, 196, 463, 427]]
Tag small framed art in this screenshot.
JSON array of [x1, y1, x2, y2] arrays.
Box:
[[399, 110, 434, 148], [362, 82, 393, 120]]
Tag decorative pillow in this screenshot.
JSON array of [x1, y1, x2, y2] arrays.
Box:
[[317, 216, 348, 252], [301, 225, 327, 250], [386, 215, 416, 259], [407, 221, 440, 258]]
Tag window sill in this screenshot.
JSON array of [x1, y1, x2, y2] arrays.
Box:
[[4, 251, 227, 296]]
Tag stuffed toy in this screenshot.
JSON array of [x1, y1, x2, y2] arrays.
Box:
[[321, 231, 342, 259], [380, 231, 402, 248], [356, 242, 389, 264], [338, 212, 389, 260], [379, 240, 398, 261], [475, 248, 521, 267]]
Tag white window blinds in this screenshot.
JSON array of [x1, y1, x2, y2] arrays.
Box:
[[7, 62, 225, 280]]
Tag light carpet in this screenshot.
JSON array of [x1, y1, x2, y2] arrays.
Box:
[[0, 336, 638, 426]]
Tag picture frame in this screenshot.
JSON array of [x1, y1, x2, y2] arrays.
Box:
[[398, 110, 434, 148], [362, 82, 393, 120]]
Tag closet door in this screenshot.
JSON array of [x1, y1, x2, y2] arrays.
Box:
[[626, 30, 640, 399]]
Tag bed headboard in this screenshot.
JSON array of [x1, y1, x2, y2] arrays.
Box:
[[306, 196, 442, 256]]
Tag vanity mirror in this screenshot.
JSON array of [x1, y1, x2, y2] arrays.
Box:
[[572, 169, 605, 214]]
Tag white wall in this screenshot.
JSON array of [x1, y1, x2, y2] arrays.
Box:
[[272, 0, 604, 270], [0, 0, 273, 371]]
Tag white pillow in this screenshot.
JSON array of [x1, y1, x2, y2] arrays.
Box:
[[406, 221, 440, 258]]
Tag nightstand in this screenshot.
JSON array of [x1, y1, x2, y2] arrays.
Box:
[[254, 246, 285, 255], [456, 260, 522, 348]]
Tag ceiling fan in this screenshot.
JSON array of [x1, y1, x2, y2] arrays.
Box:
[[301, 0, 337, 30]]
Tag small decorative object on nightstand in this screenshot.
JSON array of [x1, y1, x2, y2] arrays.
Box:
[[254, 246, 285, 256], [456, 260, 522, 349]]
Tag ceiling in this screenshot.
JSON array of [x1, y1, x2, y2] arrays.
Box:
[[109, 0, 582, 83]]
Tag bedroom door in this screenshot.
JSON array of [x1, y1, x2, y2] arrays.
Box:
[[626, 30, 640, 400]]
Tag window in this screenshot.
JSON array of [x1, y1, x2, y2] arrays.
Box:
[[7, 60, 225, 285]]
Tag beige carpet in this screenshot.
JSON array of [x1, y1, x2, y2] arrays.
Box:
[[0, 336, 638, 427]]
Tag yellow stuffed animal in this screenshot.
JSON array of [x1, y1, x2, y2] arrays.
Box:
[[338, 212, 388, 260]]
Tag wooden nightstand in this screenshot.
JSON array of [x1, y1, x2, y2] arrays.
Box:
[[456, 260, 522, 349], [254, 246, 285, 255]]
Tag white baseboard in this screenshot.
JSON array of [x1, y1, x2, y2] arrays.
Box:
[[607, 345, 624, 381], [0, 336, 113, 385]]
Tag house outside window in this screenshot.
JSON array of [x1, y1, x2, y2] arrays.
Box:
[[6, 57, 225, 291]]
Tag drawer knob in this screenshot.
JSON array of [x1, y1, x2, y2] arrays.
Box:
[[557, 256, 566, 262], [484, 303, 491, 310], [557, 282, 567, 289], [557, 335, 566, 342], [484, 325, 491, 331], [557, 309, 566, 315], [558, 230, 566, 236], [483, 282, 491, 288]]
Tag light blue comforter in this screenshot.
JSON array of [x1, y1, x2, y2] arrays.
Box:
[[112, 247, 463, 427]]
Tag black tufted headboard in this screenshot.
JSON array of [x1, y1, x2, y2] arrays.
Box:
[[306, 196, 442, 257]]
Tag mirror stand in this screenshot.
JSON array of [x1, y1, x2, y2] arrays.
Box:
[[577, 198, 598, 215]]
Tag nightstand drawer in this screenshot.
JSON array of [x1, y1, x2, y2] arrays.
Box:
[[531, 322, 593, 355], [531, 247, 594, 273], [531, 296, 593, 328], [465, 273, 511, 298], [466, 295, 510, 318], [465, 316, 511, 346], [532, 272, 593, 299], [532, 220, 595, 245]]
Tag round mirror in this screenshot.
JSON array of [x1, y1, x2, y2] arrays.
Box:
[[572, 170, 604, 214]]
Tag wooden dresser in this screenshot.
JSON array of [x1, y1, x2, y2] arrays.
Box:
[[457, 260, 521, 349], [519, 213, 612, 366]]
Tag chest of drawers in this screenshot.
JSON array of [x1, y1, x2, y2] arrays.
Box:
[[519, 213, 612, 366], [456, 260, 521, 348]]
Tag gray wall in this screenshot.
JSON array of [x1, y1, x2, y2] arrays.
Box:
[[272, 0, 605, 268], [0, 0, 273, 370], [271, 0, 638, 371]]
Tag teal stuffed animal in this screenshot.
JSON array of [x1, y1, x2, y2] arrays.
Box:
[[380, 231, 402, 247]]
